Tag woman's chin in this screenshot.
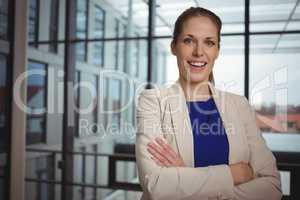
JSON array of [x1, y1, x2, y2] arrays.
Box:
[[185, 75, 209, 85]]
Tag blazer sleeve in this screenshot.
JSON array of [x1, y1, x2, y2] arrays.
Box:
[[136, 89, 235, 200], [232, 96, 282, 200]]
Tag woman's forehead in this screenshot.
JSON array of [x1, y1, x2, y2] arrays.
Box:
[[183, 16, 218, 29], [180, 17, 219, 37]]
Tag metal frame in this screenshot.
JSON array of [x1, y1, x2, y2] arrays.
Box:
[[94, 75, 99, 129], [275, 152, 300, 200], [5, 0, 16, 196], [28, 29, 300, 46], [25, 148, 300, 199], [0, 53, 10, 200], [61, 0, 76, 199], [108, 154, 141, 191], [92, 144, 98, 199], [49, 0, 59, 53], [75, 70, 81, 137], [80, 146, 86, 199], [0, 3, 14, 198], [244, 0, 250, 98], [146, 0, 155, 89], [26, 148, 142, 192], [114, 19, 120, 70]]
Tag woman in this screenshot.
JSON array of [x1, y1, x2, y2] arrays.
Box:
[[135, 7, 282, 200]]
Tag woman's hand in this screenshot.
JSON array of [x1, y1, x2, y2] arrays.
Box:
[[147, 137, 186, 167], [229, 162, 254, 185]]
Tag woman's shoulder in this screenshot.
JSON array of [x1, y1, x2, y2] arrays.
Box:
[[136, 85, 172, 115], [215, 88, 250, 108], [138, 84, 174, 99]]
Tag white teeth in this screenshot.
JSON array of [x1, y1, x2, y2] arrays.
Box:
[[189, 61, 206, 67]]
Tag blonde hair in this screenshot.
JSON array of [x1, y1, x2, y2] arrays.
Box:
[[209, 72, 215, 85]]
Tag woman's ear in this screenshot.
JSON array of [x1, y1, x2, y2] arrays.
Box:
[[170, 41, 176, 56]]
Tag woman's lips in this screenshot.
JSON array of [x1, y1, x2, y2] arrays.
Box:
[[187, 61, 207, 71]]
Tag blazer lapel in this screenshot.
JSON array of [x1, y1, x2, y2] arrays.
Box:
[[167, 82, 194, 167], [210, 86, 239, 164]]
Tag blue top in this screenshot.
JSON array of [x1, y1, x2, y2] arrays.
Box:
[[187, 98, 229, 167]]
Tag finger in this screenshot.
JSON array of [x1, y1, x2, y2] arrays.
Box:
[[147, 142, 174, 164], [147, 144, 171, 164], [151, 156, 165, 167], [155, 138, 178, 160], [147, 147, 171, 167]]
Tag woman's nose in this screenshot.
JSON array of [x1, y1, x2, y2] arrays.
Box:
[[192, 43, 204, 57]]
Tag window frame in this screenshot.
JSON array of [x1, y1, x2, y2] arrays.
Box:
[[49, 0, 59, 53], [26, 59, 48, 145], [75, 0, 89, 62], [28, 0, 40, 48], [92, 4, 105, 66]]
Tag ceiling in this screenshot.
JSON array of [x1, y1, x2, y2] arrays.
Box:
[[106, 0, 300, 53]]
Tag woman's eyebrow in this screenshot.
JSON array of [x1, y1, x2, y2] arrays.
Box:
[[184, 34, 194, 38], [205, 36, 218, 40], [184, 34, 217, 40]]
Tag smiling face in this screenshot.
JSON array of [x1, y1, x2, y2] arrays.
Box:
[[171, 16, 220, 86]]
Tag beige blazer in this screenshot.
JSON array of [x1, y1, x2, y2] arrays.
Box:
[[135, 82, 282, 200]]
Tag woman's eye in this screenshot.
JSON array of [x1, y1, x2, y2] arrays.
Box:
[[206, 40, 215, 47], [183, 38, 193, 44]]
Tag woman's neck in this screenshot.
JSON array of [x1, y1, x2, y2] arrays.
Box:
[[179, 78, 211, 101]]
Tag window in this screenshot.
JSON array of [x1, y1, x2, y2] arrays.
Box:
[[250, 34, 300, 134], [75, 71, 80, 137], [35, 156, 54, 200], [132, 33, 140, 77], [76, 0, 88, 61], [113, 20, 126, 71], [25, 155, 54, 200], [104, 78, 121, 132], [250, 1, 299, 32], [214, 36, 245, 95], [118, 22, 126, 72], [92, 144, 98, 198], [110, 78, 121, 130], [114, 19, 119, 70], [0, 0, 8, 40], [28, 0, 39, 47], [26, 61, 47, 144], [131, 83, 137, 128], [139, 39, 147, 81], [80, 147, 86, 199], [92, 5, 105, 66], [92, 76, 99, 132], [77, 73, 98, 137], [151, 45, 159, 83], [49, 0, 59, 53]]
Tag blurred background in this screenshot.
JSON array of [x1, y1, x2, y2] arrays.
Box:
[[0, 0, 300, 199]]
